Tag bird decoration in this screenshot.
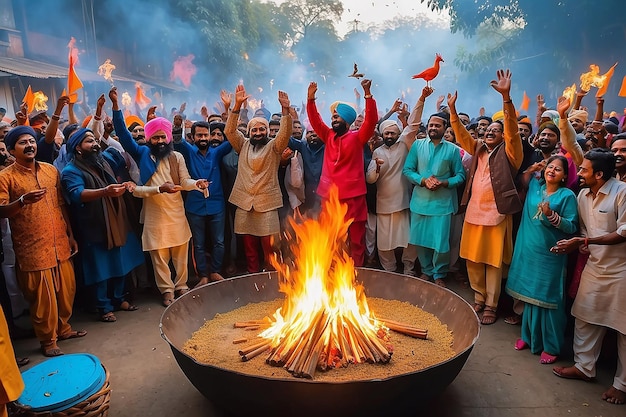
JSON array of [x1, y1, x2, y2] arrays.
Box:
[[349, 63, 364, 79], [412, 53, 444, 87]]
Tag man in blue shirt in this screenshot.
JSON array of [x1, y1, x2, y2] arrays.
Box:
[[174, 121, 232, 286]]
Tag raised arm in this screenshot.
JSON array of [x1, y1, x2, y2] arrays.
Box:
[[274, 90, 293, 153], [109, 87, 141, 159], [557, 96, 584, 165], [224, 85, 248, 153], [448, 91, 477, 155], [399, 86, 434, 149], [358, 79, 378, 145], [491, 69, 523, 170], [306, 82, 331, 142], [45, 96, 70, 144]]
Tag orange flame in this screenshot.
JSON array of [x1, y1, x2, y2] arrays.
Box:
[[98, 59, 116, 84], [579, 63, 617, 95], [121, 92, 132, 108], [169, 54, 197, 88], [562, 83, 577, 104], [33, 91, 48, 112], [247, 98, 262, 112], [259, 185, 388, 374]]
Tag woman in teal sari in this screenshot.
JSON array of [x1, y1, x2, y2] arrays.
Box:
[[506, 155, 578, 364]]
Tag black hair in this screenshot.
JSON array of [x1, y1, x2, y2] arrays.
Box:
[[585, 148, 616, 181], [191, 121, 209, 137]]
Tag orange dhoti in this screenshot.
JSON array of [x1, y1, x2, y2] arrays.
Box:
[[16, 259, 76, 347]]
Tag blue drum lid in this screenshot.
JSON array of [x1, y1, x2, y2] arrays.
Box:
[[18, 353, 106, 412]]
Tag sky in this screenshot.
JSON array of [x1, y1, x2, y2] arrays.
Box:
[[270, 0, 449, 36]]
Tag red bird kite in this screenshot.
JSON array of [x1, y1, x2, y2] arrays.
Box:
[[412, 53, 444, 87]]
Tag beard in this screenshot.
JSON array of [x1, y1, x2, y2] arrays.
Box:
[[332, 122, 348, 136], [250, 135, 269, 148], [196, 140, 209, 150], [82, 148, 105, 168], [209, 140, 222, 148], [383, 138, 397, 147], [149, 142, 172, 159]]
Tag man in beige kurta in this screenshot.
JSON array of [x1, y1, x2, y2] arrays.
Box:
[[552, 149, 626, 405], [224, 86, 292, 273], [112, 89, 208, 306]]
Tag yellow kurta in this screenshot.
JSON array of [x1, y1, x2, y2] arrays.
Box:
[[0, 309, 24, 408], [133, 151, 198, 251]]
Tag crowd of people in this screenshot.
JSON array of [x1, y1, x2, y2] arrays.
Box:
[[1, 68, 625, 412]]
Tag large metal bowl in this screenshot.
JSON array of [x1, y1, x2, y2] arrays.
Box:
[[160, 269, 480, 417]]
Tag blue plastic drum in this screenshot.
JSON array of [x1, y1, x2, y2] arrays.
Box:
[[17, 353, 106, 413]]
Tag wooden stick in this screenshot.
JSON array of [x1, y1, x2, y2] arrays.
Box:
[[241, 343, 271, 361], [239, 340, 270, 356], [232, 337, 248, 344]]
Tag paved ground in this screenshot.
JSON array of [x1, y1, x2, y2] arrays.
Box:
[[11, 276, 624, 417]]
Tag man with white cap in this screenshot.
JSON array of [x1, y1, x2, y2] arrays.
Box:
[[306, 78, 378, 266], [366, 87, 433, 275]]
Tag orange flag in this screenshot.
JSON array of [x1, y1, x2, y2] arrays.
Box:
[[67, 54, 83, 103], [22, 85, 35, 113], [596, 62, 618, 97], [520, 91, 530, 112], [135, 83, 152, 109], [618, 75, 626, 97]]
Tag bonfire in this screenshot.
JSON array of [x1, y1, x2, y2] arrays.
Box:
[[235, 185, 426, 379]]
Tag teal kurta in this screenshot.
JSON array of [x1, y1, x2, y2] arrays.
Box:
[[403, 138, 465, 251], [506, 177, 578, 354]]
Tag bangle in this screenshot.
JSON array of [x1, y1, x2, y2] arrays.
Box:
[[94, 115, 102, 121], [584, 237, 589, 246], [231, 110, 240, 114], [51, 114, 61, 121], [503, 100, 512, 104], [364, 94, 373, 99], [18, 195, 25, 207]]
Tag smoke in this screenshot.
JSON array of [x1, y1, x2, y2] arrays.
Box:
[[18, 0, 624, 124]]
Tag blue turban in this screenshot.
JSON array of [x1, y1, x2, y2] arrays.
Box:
[[4, 126, 37, 150], [67, 128, 93, 156], [335, 103, 357, 125]]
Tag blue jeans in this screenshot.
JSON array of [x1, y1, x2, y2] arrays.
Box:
[[186, 211, 225, 277]]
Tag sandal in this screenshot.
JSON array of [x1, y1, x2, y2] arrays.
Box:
[[100, 312, 117, 323], [540, 351, 558, 364], [504, 314, 522, 325], [514, 338, 529, 351], [435, 279, 447, 288], [175, 288, 189, 298], [58, 329, 88, 340], [16, 357, 30, 367], [117, 301, 138, 311], [41, 343, 64, 357], [481, 306, 497, 325], [472, 303, 485, 313], [162, 292, 174, 307]]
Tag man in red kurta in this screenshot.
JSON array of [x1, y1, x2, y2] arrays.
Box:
[[306, 79, 378, 266]]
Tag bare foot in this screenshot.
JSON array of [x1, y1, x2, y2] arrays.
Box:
[[602, 386, 626, 405]]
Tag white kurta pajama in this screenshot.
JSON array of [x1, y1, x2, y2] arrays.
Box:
[[133, 151, 200, 294], [571, 178, 626, 391]]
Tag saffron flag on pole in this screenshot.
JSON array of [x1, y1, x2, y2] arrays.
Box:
[[596, 63, 618, 97], [67, 38, 83, 103], [22, 85, 35, 113], [520, 91, 530, 112], [135, 83, 152, 109]]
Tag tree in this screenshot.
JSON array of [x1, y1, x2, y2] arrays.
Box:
[[421, 0, 626, 107]]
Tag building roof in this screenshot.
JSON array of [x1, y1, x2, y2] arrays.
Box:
[[0, 56, 187, 91]]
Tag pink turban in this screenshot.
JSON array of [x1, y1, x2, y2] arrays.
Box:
[[144, 117, 173, 143]]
